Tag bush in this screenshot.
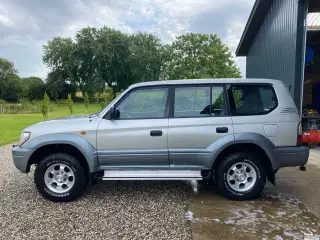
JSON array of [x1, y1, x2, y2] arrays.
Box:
[[100, 101, 106, 110], [99, 93, 114, 110], [0, 99, 4, 114], [0, 104, 23, 114], [67, 94, 73, 115], [84, 92, 89, 108], [40, 93, 50, 120], [0, 98, 47, 114], [18, 98, 31, 111], [105, 88, 114, 103]]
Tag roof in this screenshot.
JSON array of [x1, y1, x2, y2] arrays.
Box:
[[236, 0, 320, 56], [236, 0, 273, 56], [130, 78, 283, 88], [308, 13, 320, 30]]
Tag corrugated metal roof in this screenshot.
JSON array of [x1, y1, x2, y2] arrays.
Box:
[[236, 0, 273, 56], [308, 13, 320, 29], [236, 0, 320, 56]]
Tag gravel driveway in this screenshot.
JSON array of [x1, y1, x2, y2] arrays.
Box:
[[0, 144, 192, 240]]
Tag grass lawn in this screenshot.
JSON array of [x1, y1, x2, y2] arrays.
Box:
[[0, 103, 101, 146]]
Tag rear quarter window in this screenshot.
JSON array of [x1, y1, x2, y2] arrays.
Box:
[[228, 84, 278, 116]]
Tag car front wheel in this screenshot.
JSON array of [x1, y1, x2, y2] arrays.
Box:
[[34, 153, 87, 202], [216, 152, 266, 200]]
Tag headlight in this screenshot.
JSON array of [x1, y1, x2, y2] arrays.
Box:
[[19, 132, 31, 146]]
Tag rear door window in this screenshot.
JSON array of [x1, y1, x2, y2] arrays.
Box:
[[174, 87, 210, 117], [173, 86, 226, 118], [228, 84, 278, 116]]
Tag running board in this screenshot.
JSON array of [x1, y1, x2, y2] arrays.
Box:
[[102, 170, 202, 180]]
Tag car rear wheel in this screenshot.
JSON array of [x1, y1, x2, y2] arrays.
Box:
[[216, 152, 266, 200], [34, 153, 87, 202]]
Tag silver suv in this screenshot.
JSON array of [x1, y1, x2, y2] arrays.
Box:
[[12, 79, 309, 202]]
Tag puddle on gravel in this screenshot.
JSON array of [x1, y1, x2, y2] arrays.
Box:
[[186, 181, 320, 240]]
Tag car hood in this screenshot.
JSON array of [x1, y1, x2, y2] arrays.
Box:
[[23, 114, 101, 140], [54, 114, 89, 120]]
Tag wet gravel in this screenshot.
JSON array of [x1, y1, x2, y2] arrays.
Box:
[[189, 188, 320, 240], [0, 144, 192, 240]]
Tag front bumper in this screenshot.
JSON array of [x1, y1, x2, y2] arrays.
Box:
[[273, 146, 309, 169], [12, 146, 35, 173]]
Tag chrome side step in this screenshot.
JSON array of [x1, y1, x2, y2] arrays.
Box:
[[102, 170, 202, 180]]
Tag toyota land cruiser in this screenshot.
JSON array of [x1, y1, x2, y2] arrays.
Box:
[[12, 79, 309, 202]]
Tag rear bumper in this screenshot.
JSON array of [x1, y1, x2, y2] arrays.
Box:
[[273, 146, 309, 169], [12, 146, 35, 173]]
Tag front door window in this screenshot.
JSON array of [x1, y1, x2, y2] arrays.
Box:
[[117, 88, 168, 119]]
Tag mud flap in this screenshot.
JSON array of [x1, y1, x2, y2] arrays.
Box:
[[268, 171, 276, 186]]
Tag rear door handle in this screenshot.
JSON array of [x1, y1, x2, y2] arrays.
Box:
[[150, 130, 162, 137], [216, 127, 228, 134]]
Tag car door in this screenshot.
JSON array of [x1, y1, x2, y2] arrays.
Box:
[[168, 85, 234, 168], [97, 87, 169, 168]]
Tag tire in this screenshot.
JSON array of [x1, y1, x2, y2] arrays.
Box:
[[216, 152, 266, 200], [34, 153, 87, 202]]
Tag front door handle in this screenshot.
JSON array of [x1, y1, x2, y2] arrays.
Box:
[[216, 127, 228, 134], [150, 130, 163, 137]]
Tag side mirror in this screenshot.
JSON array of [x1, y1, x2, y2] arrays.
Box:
[[115, 109, 120, 119], [109, 106, 115, 120], [108, 106, 120, 120]]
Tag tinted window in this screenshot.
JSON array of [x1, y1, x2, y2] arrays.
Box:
[[173, 86, 225, 117], [117, 88, 168, 119], [229, 85, 277, 116]]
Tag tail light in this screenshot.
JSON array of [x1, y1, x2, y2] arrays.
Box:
[[297, 122, 303, 146]]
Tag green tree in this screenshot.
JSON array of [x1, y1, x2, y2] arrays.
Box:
[[84, 92, 89, 108], [21, 77, 45, 100], [95, 27, 131, 97], [40, 92, 50, 120], [166, 33, 241, 79], [43, 37, 82, 94], [67, 93, 73, 115], [74, 27, 104, 97], [43, 28, 240, 98], [45, 70, 75, 100], [2, 74, 23, 101], [43, 27, 169, 97], [0, 58, 19, 100], [43, 29, 107, 97], [0, 58, 17, 79], [128, 33, 164, 83]]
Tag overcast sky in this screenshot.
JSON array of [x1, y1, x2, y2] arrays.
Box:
[[0, 0, 255, 79]]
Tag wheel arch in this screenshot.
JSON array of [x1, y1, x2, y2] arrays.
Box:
[[29, 144, 90, 176], [25, 133, 99, 173], [209, 133, 277, 185], [213, 143, 275, 184]]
